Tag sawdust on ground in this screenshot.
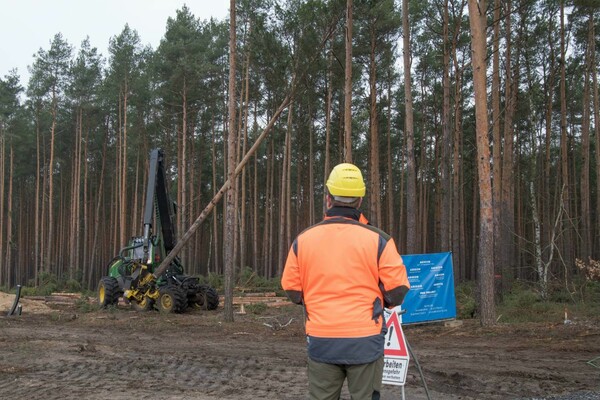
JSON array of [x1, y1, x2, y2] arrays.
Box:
[[0, 291, 52, 314]]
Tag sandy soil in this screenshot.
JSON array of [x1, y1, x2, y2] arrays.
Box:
[[0, 294, 599, 400]]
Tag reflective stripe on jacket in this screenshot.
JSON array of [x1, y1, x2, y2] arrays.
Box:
[[281, 207, 410, 363]]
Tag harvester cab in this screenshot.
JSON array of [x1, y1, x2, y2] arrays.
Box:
[[97, 148, 219, 313]]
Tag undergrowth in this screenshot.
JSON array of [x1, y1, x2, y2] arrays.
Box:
[[455, 279, 600, 323], [1, 272, 94, 297]]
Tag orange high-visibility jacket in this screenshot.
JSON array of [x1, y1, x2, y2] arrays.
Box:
[[281, 208, 410, 341]]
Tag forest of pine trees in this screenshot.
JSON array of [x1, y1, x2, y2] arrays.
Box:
[[0, 1, 598, 309]]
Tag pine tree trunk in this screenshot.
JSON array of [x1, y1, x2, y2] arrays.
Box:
[[324, 48, 333, 216], [6, 146, 14, 285], [75, 112, 83, 280], [440, 0, 451, 251], [500, 0, 516, 294], [368, 26, 381, 227], [286, 112, 292, 255], [0, 134, 5, 285], [468, 0, 496, 326], [224, 0, 238, 322], [264, 140, 273, 277], [69, 109, 81, 280], [579, 13, 593, 260], [452, 58, 465, 280], [344, 0, 353, 163], [278, 101, 293, 276], [418, 97, 427, 251], [211, 119, 220, 275], [46, 88, 58, 275], [120, 84, 129, 247], [253, 124, 259, 271], [308, 107, 315, 224], [543, 19, 556, 275], [180, 79, 188, 266], [89, 125, 108, 289], [240, 50, 250, 271], [559, 0, 573, 273], [82, 125, 89, 288], [386, 76, 394, 236], [593, 39, 600, 259], [34, 112, 41, 285], [40, 115, 48, 276], [491, 0, 502, 287], [403, 0, 418, 254]]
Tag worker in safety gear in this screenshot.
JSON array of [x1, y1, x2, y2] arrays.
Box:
[[281, 163, 410, 400]]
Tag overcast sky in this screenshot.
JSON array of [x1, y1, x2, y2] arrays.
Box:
[[0, 0, 230, 87]]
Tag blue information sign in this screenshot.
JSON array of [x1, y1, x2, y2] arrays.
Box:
[[401, 252, 456, 324]]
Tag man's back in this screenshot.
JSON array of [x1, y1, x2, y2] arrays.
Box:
[[292, 216, 392, 338]]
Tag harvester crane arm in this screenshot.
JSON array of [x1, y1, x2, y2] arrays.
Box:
[[143, 149, 177, 263]]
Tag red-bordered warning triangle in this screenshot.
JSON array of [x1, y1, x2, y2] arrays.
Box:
[[384, 311, 408, 357]]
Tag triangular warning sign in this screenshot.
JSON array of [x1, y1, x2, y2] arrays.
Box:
[[384, 311, 408, 357]]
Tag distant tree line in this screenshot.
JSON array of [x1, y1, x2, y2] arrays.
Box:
[[0, 1, 598, 317]]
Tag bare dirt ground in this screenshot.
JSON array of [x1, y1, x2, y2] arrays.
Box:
[[0, 293, 599, 400]]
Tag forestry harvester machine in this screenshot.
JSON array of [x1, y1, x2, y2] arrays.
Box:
[[97, 149, 219, 313]]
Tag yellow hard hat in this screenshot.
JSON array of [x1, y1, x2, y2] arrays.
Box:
[[326, 163, 366, 197]]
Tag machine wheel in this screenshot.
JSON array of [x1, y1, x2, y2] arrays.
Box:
[[157, 285, 187, 313], [131, 296, 154, 312], [192, 285, 220, 310], [97, 277, 120, 308]]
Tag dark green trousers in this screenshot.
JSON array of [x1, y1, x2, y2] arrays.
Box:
[[307, 356, 383, 400]]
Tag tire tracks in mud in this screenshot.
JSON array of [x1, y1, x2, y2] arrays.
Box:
[[0, 346, 308, 399]]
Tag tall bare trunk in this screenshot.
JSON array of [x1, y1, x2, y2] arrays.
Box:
[[579, 13, 593, 260], [46, 88, 58, 274], [386, 76, 394, 235], [451, 0, 466, 280], [403, 0, 418, 253], [224, 0, 238, 322], [253, 106, 259, 270], [240, 49, 250, 270], [69, 109, 82, 279], [491, 0, 502, 282], [559, 0, 573, 273], [82, 125, 89, 287], [180, 79, 188, 265], [278, 101, 293, 275], [543, 9, 556, 274], [324, 48, 333, 215], [5, 146, 13, 285], [40, 113, 48, 276], [75, 112, 83, 279], [344, 0, 353, 163], [120, 83, 128, 247], [211, 119, 220, 275], [500, 0, 516, 293], [308, 107, 315, 224], [0, 132, 4, 285], [368, 26, 381, 227], [89, 122, 108, 289], [264, 140, 273, 276], [468, 0, 496, 326], [286, 118, 292, 253], [34, 109, 41, 284], [440, 0, 451, 251], [593, 35, 600, 258]]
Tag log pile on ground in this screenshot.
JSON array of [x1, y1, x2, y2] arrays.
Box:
[[2, 290, 292, 313], [224, 291, 292, 308]]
